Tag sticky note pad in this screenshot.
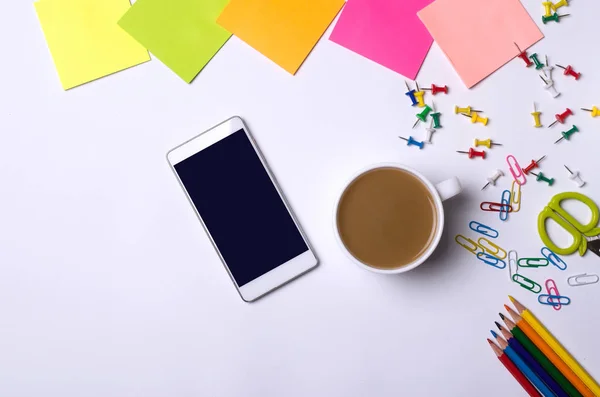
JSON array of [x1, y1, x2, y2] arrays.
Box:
[[418, 0, 543, 88], [330, 0, 434, 80], [118, 0, 231, 83], [217, 0, 345, 75], [34, 0, 150, 90]]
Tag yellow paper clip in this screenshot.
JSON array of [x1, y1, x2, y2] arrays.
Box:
[[455, 234, 480, 255], [477, 237, 507, 259], [510, 180, 521, 212]]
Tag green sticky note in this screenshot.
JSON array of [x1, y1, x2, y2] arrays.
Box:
[[118, 0, 231, 83]]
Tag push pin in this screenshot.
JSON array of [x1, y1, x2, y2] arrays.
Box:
[[414, 82, 426, 108], [530, 172, 555, 186], [556, 64, 581, 80], [529, 53, 544, 70], [474, 138, 502, 148], [552, 0, 569, 10], [431, 102, 442, 128], [413, 105, 433, 128], [542, 55, 554, 80], [542, 1, 553, 16], [540, 76, 560, 98], [462, 112, 489, 126], [405, 81, 418, 106], [565, 165, 586, 187], [554, 125, 579, 144], [513, 42, 533, 67], [454, 106, 482, 115], [548, 108, 573, 128], [581, 106, 600, 117], [482, 169, 504, 190], [424, 120, 435, 144], [457, 148, 486, 159], [532, 102, 542, 127], [422, 84, 448, 95], [523, 155, 546, 175], [542, 13, 570, 24], [399, 136, 424, 149]]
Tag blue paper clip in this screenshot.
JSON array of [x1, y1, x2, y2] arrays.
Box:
[[512, 274, 542, 293], [541, 247, 567, 270], [477, 252, 506, 269], [478, 237, 507, 259], [538, 294, 571, 306], [499, 190, 511, 221], [469, 221, 499, 238]]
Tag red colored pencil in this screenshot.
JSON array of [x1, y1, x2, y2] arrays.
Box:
[[487, 339, 541, 397]]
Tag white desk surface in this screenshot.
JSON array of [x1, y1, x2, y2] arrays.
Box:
[[2, 1, 600, 396]]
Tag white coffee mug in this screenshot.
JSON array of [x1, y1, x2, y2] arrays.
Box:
[[334, 163, 462, 274]]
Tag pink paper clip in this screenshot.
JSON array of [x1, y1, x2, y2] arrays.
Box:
[[506, 155, 527, 185], [544, 279, 562, 311], [480, 202, 513, 212]]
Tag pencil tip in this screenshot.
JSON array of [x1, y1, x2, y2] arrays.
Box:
[[508, 295, 515, 303], [490, 330, 498, 338], [495, 321, 502, 330], [499, 312, 505, 320], [504, 304, 511, 311], [487, 338, 494, 345]]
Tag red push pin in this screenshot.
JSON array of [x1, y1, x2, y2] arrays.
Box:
[[522, 155, 546, 175], [422, 84, 449, 95], [457, 148, 486, 159], [556, 64, 581, 80], [514, 42, 533, 67], [548, 108, 573, 128]]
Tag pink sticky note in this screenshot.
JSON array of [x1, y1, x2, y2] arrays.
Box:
[[329, 0, 434, 80], [418, 0, 543, 88]]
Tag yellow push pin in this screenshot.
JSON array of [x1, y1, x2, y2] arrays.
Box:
[[454, 105, 482, 115], [542, 1, 553, 16], [581, 106, 600, 117], [474, 138, 502, 148], [532, 102, 542, 127], [414, 82, 426, 108], [552, 0, 568, 10], [462, 111, 489, 126]]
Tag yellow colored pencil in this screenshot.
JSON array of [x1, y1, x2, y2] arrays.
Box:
[[510, 296, 600, 396]]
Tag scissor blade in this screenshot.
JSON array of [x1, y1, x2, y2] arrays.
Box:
[[587, 238, 600, 258]]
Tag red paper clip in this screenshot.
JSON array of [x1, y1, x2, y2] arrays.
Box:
[[506, 155, 526, 185], [480, 202, 513, 212]]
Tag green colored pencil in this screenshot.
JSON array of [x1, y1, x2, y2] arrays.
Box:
[[500, 314, 582, 397]]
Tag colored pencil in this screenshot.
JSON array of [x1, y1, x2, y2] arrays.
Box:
[[501, 314, 583, 397], [487, 338, 541, 397], [497, 322, 569, 397], [493, 333, 555, 397], [510, 296, 600, 396], [505, 305, 594, 397]]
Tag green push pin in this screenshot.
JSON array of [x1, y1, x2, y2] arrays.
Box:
[[529, 53, 544, 70], [554, 125, 579, 144], [542, 13, 570, 24], [530, 172, 555, 186], [431, 101, 442, 128], [416, 105, 432, 123]]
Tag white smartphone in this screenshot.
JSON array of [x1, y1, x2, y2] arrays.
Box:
[[167, 117, 318, 302]]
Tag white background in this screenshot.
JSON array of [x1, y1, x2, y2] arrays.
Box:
[[2, 1, 600, 396]]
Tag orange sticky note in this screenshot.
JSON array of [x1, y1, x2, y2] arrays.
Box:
[[418, 0, 543, 88], [217, 0, 345, 75]]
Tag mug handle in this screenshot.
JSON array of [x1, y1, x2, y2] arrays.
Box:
[[435, 177, 462, 201]]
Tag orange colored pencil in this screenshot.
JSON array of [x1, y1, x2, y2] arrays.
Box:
[[505, 305, 594, 397]]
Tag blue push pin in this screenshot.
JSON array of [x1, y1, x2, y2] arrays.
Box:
[[399, 136, 424, 149], [405, 81, 418, 106]]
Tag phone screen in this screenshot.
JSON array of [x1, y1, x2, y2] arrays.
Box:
[[174, 129, 309, 287]]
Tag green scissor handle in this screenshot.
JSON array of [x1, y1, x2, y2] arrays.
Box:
[[538, 192, 600, 256]]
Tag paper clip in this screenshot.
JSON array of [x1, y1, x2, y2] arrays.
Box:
[[545, 279, 562, 310], [477, 252, 506, 269], [469, 221, 499, 238], [480, 202, 513, 212], [508, 250, 518, 280], [541, 247, 567, 270], [507, 155, 527, 185], [518, 258, 549, 267], [478, 237, 507, 259], [500, 190, 511, 221], [510, 181, 521, 212], [567, 273, 600, 287], [512, 274, 542, 293], [538, 294, 571, 306], [455, 235, 480, 255]]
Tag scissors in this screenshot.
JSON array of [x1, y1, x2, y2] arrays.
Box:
[[538, 192, 600, 257]]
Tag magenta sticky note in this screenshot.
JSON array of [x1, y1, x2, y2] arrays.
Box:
[[329, 0, 434, 79]]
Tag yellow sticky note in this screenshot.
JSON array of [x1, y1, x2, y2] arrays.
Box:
[[35, 0, 150, 90], [217, 0, 345, 75]]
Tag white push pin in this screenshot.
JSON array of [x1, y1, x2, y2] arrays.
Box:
[[565, 165, 586, 187], [424, 119, 435, 143], [542, 55, 554, 80], [481, 169, 504, 190], [540, 75, 560, 98]]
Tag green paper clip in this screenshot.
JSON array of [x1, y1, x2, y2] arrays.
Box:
[[512, 274, 542, 293], [517, 258, 549, 267], [477, 237, 507, 259]]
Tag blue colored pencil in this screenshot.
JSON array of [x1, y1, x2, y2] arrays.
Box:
[[493, 332, 555, 397], [497, 324, 569, 397]]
